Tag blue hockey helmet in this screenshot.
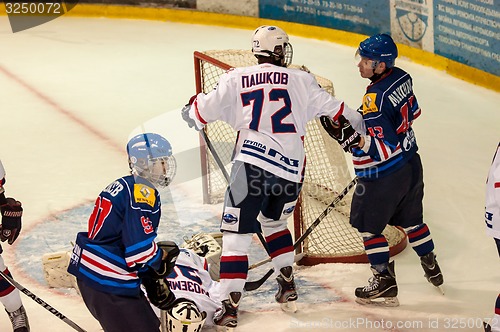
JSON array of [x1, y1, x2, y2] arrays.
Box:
[[127, 133, 177, 188], [357, 33, 398, 68]]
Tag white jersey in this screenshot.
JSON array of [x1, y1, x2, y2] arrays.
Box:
[[166, 249, 222, 326], [190, 63, 363, 183], [485, 143, 500, 240], [0, 159, 5, 194]]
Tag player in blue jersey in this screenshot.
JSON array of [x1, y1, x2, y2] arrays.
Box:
[[182, 25, 364, 328], [323, 34, 444, 306], [0, 160, 29, 332], [68, 133, 180, 332]]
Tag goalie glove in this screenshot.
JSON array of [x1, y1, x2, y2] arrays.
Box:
[[0, 195, 22, 245], [142, 276, 175, 310], [320, 115, 361, 152]]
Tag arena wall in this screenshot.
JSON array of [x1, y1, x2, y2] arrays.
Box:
[[1, 0, 498, 91]]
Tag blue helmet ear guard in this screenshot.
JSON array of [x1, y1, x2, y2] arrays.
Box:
[[357, 33, 398, 68], [127, 133, 177, 187]]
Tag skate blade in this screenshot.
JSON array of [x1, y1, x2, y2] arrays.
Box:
[[281, 301, 298, 313], [216, 326, 235, 332], [425, 275, 445, 295], [355, 296, 400, 307], [434, 285, 445, 295]]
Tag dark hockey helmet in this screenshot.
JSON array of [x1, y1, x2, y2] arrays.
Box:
[[252, 25, 293, 67], [356, 33, 398, 68], [166, 298, 207, 332], [127, 133, 177, 188]]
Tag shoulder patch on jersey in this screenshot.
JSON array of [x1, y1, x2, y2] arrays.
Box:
[[362, 93, 379, 115], [133, 184, 156, 207]]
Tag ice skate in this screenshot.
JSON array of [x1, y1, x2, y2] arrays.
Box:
[[420, 252, 444, 294], [355, 261, 399, 307], [6, 305, 30, 332], [214, 292, 241, 331], [275, 266, 298, 313]]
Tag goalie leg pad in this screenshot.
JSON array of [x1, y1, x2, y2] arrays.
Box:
[[42, 251, 79, 292]]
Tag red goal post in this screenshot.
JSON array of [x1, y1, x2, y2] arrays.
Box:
[[193, 50, 407, 265]]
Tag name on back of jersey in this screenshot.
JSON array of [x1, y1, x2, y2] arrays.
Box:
[[102, 180, 124, 197], [242, 71, 289, 88], [388, 78, 412, 107]]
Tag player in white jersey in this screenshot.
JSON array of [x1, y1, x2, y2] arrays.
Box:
[[0, 160, 29, 332], [163, 248, 222, 331], [181, 25, 364, 329], [484, 143, 500, 332]]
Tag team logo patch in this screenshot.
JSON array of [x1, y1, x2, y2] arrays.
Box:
[[362, 93, 379, 115], [134, 184, 156, 207], [283, 205, 295, 215], [222, 213, 238, 225]]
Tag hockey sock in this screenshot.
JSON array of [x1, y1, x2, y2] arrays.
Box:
[[406, 223, 435, 256], [363, 234, 389, 270], [219, 233, 252, 298], [0, 268, 22, 312], [219, 255, 248, 280], [264, 229, 294, 269]]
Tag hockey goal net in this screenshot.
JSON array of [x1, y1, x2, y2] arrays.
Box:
[[193, 50, 407, 264]]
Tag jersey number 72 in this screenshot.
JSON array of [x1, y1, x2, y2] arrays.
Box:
[[241, 88, 297, 134]]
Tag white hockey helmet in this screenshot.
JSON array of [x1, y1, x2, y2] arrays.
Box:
[[127, 133, 177, 188], [252, 25, 293, 67], [166, 299, 207, 332]]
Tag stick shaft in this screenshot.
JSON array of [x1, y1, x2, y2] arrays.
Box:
[[0, 270, 87, 332]]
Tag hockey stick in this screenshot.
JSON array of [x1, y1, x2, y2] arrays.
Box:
[[200, 130, 230, 183], [200, 130, 270, 253], [244, 177, 358, 291], [0, 270, 87, 332]]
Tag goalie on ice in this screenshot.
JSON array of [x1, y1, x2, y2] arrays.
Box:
[[46, 232, 226, 332]]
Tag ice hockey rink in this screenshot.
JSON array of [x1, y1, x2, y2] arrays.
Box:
[[0, 13, 499, 332]]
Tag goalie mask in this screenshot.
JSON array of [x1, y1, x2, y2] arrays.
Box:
[[166, 298, 207, 332], [252, 25, 293, 67], [127, 133, 177, 188]]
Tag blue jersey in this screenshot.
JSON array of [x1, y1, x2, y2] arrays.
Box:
[[68, 175, 163, 297], [352, 67, 421, 179]]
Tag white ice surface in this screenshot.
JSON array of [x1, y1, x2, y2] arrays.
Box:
[[0, 16, 499, 332]]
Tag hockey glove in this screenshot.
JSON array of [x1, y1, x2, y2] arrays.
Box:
[[320, 115, 361, 152], [181, 95, 199, 130], [142, 276, 175, 310], [0, 196, 22, 245], [149, 241, 180, 279], [181, 104, 197, 130]]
